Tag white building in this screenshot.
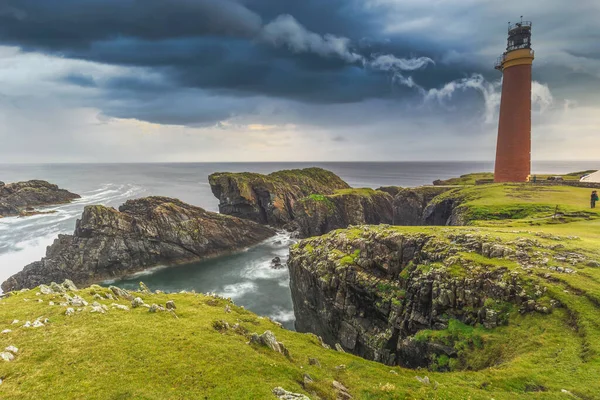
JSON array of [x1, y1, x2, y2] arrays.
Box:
[[580, 171, 600, 183]]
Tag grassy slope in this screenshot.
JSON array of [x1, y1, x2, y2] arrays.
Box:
[[2, 181, 600, 399], [435, 171, 597, 186]]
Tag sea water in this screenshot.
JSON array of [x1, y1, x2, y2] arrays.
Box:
[[0, 161, 596, 328]]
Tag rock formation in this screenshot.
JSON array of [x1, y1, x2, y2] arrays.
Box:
[[288, 226, 546, 369], [208, 168, 350, 227], [292, 189, 394, 238], [382, 186, 457, 226], [2, 196, 275, 291], [0, 180, 80, 217]]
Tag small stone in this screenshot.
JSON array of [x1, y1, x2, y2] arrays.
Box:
[[139, 282, 151, 293], [166, 300, 176, 310], [335, 365, 346, 371], [149, 304, 164, 313], [32, 320, 44, 328], [49, 282, 66, 294], [131, 297, 145, 308], [49, 301, 55, 306], [39, 284, 54, 295], [23, 321, 31, 328], [5, 345, 18, 354], [272, 387, 311, 400], [0, 352, 14, 362], [308, 357, 321, 367], [92, 294, 103, 300], [389, 370, 398, 375], [62, 279, 78, 291], [416, 376, 431, 385], [335, 343, 345, 352], [303, 374, 313, 385], [11, 320, 19, 325], [332, 381, 352, 399], [90, 305, 105, 314], [224, 305, 231, 313], [109, 286, 134, 301], [68, 295, 88, 307], [65, 308, 75, 316], [1, 329, 11, 334], [111, 304, 129, 311]]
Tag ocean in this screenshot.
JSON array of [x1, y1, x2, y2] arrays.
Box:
[[0, 161, 596, 329]]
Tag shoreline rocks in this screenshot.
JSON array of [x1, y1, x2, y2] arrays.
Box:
[[0, 180, 80, 218], [2, 196, 275, 292]]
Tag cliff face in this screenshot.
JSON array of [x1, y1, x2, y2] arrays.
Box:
[[388, 187, 457, 226], [208, 168, 350, 226], [292, 189, 394, 238], [2, 197, 275, 291], [288, 226, 545, 369], [0, 180, 80, 217]]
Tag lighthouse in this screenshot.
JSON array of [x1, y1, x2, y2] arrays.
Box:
[[493, 19, 534, 183]]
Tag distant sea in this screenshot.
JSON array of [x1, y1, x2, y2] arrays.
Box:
[[0, 161, 596, 328]]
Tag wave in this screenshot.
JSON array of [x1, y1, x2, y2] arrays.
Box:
[[217, 281, 258, 299], [269, 307, 296, 323]]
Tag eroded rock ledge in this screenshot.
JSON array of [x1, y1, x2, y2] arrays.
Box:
[[288, 226, 549, 369], [0, 180, 80, 217], [208, 168, 350, 226], [2, 196, 275, 292]]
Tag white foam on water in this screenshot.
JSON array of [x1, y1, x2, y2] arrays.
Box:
[[277, 278, 290, 288], [125, 265, 169, 279], [218, 281, 258, 299], [269, 307, 296, 323], [240, 258, 289, 280], [0, 232, 57, 285]]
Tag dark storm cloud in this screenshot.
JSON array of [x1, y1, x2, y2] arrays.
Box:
[[0, 0, 442, 107], [0, 0, 598, 129]]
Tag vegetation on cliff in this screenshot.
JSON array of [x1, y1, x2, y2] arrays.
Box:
[[208, 168, 350, 226], [293, 188, 394, 237], [285, 176, 600, 399]]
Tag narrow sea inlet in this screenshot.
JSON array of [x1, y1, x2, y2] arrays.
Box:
[[106, 231, 297, 330]]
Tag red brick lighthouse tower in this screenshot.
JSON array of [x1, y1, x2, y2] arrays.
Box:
[[494, 19, 534, 182]]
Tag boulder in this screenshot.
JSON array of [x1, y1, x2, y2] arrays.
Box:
[[209, 168, 350, 226], [2, 197, 275, 291], [0, 180, 80, 218]]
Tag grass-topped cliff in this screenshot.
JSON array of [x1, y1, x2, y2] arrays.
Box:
[[4, 171, 600, 399], [208, 167, 350, 226]]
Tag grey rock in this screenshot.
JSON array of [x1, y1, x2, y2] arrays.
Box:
[[0, 351, 15, 362], [131, 297, 145, 308], [272, 387, 311, 400], [111, 286, 134, 301], [2, 197, 275, 292], [0, 179, 79, 218], [166, 300, 176, 310]]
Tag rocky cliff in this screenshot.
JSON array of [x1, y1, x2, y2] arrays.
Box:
[[208, 168, 350, 226], [387, 186, 456, 226], [288, 226, 554, 369], [291, 189, 394, 238], [0, 180, 80, 217], [2, 197, 275, 291]]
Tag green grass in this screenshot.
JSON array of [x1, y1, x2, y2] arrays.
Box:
[[4, 176, 600, 399]]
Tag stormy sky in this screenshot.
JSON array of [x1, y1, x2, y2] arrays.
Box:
[[0, 0, 598, 162]]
